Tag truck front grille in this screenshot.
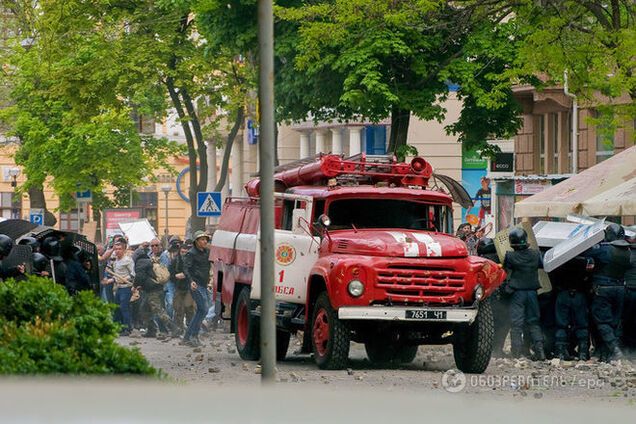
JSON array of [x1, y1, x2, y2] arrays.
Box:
[[375, 265, 466, 302]]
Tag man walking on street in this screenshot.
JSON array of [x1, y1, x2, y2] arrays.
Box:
[[182, 231, 211, 347], [504, 227, 546, 361], [170, 240, 195, 334], [106, 242, 135, 336]]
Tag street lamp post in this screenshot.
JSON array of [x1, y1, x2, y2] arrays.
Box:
[[8, 167, 21, 219], [161, 185, 172, 240]]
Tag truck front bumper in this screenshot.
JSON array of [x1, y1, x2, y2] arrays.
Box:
[[338, 306, 478, 324]]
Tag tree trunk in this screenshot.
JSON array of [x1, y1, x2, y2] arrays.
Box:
[[387, 106, 411, 154], [215, 107, 245, 192], [166, 78, 199, 231], [28, 185, 57, 226]]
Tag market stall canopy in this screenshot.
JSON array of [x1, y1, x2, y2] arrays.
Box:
[[514, 145, 636, 218], [581, 177, 636, 216]]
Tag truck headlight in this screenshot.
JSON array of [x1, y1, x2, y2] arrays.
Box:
[[474, 284, 484, 301], [347, 280, 364, 297]]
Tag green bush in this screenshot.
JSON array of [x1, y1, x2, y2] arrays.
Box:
[[0, 275, 156, 375]]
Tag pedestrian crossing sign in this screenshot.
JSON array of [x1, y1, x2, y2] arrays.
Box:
[[197, 192, 222, 217]]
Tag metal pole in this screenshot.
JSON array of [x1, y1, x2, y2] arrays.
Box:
[[164, 192, 169, 237], [258, 0, 276, 384]]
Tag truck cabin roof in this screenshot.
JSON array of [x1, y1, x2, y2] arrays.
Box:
[[285, 185, 454, 205]]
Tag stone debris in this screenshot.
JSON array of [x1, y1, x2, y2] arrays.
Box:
[[346, 368, 354, 376], [242, 363, 250, 371], [254, 365, 262, 374], [195, 354, 204, 362], [208, 367, 220, 373], [193, 347, 202, 353]]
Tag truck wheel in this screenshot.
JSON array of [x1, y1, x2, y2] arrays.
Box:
[[311, 292, 350, 370], [452, 298, 494, 374], [276, 330, 291, 361], [365, 341, 418, 365], [234, 287, 260, 361]]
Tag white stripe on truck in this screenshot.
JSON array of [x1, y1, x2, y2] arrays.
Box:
[[211, 230, 258, 252]]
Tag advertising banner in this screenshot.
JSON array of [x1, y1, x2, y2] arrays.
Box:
[[103, 208, 142, 240]]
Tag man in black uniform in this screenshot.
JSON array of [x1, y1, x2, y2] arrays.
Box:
[[504, 228, 546, 361], [477, 237, 510, 357], [0, 234, 26, 280], [41, 236, 66, 286], [582, 223, 631, 362], [622, 231, 636, 352], [550, 256, 593, 360]]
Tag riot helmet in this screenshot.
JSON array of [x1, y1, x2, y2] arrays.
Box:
[[32, 252, 48, 273], [508, 227, 528, 250], [41, 236, 63, 261], [476, 237, 496, 255], [604, 223, 625, 242], [0, 234, 14, 259], [18, 236, 40, 252]]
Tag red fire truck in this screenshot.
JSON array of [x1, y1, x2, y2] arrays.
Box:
[[210, 154, 505, 373]]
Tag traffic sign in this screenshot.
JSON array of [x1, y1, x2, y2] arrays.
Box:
[[197, 192, 222, 217], [75, 190, 92, 203], [29, 208, 44, 225]]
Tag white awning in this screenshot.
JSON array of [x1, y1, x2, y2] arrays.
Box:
[[514, 145, 636, 218], [581, 178, 636, 216]]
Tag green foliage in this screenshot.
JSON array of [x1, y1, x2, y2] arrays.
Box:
[[512, 0, 636, 130], [0, 276, 156, 375], [0, 0, 184, 210]]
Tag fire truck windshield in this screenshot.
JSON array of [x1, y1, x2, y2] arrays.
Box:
[[327, 198, 452, 233]]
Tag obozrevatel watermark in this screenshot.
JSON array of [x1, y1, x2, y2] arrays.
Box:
[[441, 369, 605, 393]]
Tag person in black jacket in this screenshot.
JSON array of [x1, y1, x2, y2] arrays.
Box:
[[550, 256, 594, 360], [582, 224, 631, 361], [133, 249, 179, 338], [622, 232, 636, 352], [182, 231, 211, 347], [0, 234, 25, 281], [170, 240, 195, 334], [504, 228, 546, 361]]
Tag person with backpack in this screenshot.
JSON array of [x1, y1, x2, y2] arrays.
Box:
[[133, 247, 179, 339]]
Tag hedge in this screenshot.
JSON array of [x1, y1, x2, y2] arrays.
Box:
[[0, 275, 156, 375]]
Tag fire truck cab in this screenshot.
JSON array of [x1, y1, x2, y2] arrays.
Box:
[[211, 154, 505, 373]]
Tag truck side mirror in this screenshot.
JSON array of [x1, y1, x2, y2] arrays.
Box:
[[315, 214, 331, 229]]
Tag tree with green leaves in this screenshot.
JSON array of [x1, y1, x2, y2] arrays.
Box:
[[197, 0, 529, 158], [512, 0, 635, 128], [1, 0, 252, 232]]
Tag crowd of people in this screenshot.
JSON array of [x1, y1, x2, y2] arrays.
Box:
[[98, 230, 218, 347], [478, 223, 636, 363], [0, 228, 218, 348]]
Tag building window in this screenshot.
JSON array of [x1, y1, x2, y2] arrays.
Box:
[[596, 116, 615, 163], [131, 110, 156, 135], [550, 113, 559, 174], [133, 191, 158, 232], [0, 192, 21, 219], [364, 125, 387, 155], [60, 209, 81, 231]]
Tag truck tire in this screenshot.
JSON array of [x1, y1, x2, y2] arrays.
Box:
[[452, 299, 494, 374], [311, 292, 350, 370], [365, 341, 418, 365], [234, 287, 260, 361], [276, 330, 291, 361]]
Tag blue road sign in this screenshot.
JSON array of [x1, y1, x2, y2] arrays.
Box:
[[29, 209, 44, 225], [197, 192, 222, 217], [76, 190, 92, 203]]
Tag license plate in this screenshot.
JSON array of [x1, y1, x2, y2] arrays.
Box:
[[405, 309, 447, 320]]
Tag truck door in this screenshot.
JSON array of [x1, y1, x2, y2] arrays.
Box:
[[251, 195, 319, 305]]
